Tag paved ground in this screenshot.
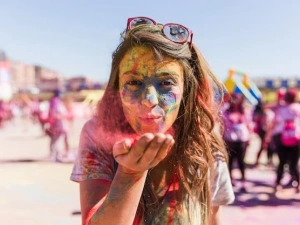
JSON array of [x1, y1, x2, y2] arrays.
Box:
[[1, 118, 300, 225]]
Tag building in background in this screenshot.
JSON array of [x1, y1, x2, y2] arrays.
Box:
[[252, 76, 300, 90], [8, 59, 63, 93], [9, 61, 37, 93], [65, 76, 104, 92], [2, 50, 98, 94], [250, 76, 300, 103], [34, 66, 63, 92]]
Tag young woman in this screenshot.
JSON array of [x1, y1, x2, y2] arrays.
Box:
[[271, 89, 300, 192], [222, 93, 252, 192], [48, 89, 69, 162], [71, 17, 234, 225]]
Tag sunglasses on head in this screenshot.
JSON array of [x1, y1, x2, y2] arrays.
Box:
[[126, 16, 193, 48]]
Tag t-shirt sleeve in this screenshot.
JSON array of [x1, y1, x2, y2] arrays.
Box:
[[70, 118, 115, 182], [211, 156, 235, 206]]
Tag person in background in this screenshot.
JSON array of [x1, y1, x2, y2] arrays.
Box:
[[253, 99, 275, 167], [70, 16, 234, 225], [222, 93, 252, 192], [19, 93, 32, 130], [64, 95, 75, 131], [31, 97, 40, 124], [37, 99, 50, 136], [269, 89, 300, 193], [0, 100, 6, 128], [48, 89, 69, 162], [262, 88, 286, 167]]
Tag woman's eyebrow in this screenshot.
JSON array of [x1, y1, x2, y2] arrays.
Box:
[[121, 71, 143, 77], [155, 71, 181, 77]]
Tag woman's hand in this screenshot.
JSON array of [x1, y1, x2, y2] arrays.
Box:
[[112, 133, 174, 174]]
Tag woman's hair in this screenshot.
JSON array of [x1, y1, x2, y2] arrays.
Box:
[[227, 93, 245, 114], [253, 99, 264, 114], [96, 24, 227, 225], [284, 89, 298, 104]]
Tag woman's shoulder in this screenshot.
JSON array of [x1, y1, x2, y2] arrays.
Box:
[[290, 103, 300, 112], [212, 151, 226, 163], [82, 117, 98, 129], [210, 151, 235, 206], [80, 117, 102, 145], [277, 104, 300, 116]]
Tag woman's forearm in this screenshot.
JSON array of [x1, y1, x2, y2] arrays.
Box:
[[87, 168, 148, 225], [209, 206, 220, 225]]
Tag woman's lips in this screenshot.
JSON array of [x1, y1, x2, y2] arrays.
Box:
[[139, 115, 163, 123]]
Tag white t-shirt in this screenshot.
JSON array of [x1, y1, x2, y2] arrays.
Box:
[[273, 103, 300, 135]]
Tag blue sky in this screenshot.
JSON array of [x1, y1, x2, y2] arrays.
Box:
[[0, 0, 299, 83]]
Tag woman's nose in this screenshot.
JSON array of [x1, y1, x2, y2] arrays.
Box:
[[141, 86, 159, 108]]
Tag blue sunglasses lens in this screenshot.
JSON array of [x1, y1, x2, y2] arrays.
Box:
[[163, 24, 189, 43], [130, 18, 154, 29]]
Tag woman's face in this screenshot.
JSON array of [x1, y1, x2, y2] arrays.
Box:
[[118, 46, 184, 135]]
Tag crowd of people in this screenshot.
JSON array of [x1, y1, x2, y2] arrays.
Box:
[[0, 90, 94, 162], [222, 88, 300, 194]]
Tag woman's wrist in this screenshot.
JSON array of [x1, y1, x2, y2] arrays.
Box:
[[108, 167, 148, 201], [117, 165, 148, 178]]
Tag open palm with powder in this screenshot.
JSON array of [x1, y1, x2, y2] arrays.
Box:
[[113, 133, 174, 174]]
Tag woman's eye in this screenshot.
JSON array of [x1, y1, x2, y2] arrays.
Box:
[[160, 80, 174, 86], [127, 80, 142, 86]]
